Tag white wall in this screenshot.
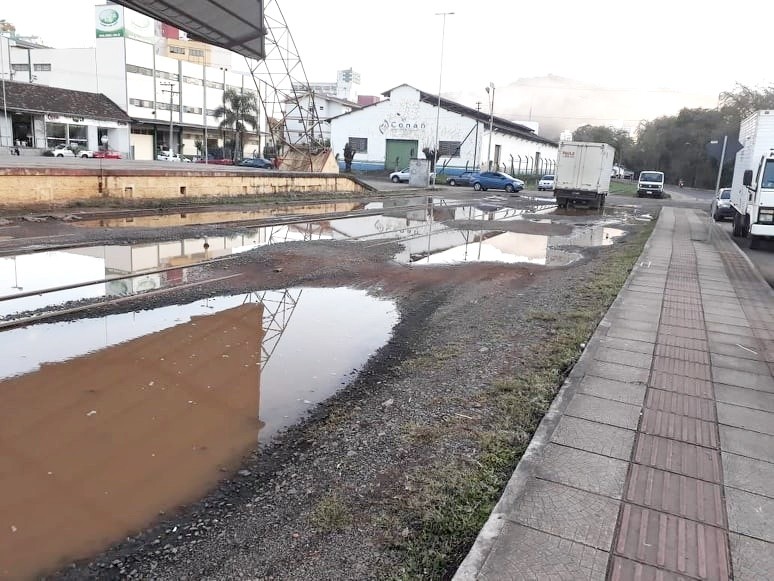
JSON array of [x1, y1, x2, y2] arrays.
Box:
[[330, 85, 557, 173], [9, 48, 98, 90]]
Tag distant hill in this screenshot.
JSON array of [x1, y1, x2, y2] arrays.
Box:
[[445, 75, 719, 141]]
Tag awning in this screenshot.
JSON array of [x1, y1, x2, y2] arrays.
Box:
[[112, 0, 265, 60]]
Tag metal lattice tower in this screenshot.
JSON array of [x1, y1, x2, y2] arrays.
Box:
[[243, 288, 303, 370], [244, 0, 327, 171]]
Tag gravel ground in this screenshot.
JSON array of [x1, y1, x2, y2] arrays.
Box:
[[0, 196, 653, 580]]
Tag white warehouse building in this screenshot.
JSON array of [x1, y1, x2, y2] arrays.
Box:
[[328, 85, 558, 175]]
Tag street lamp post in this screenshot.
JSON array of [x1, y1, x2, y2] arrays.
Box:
[[160, 81, 179, 153], [431, 11, 454, 188], [485, 83, 495, 171]]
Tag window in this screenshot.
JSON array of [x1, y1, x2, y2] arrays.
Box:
[[129, 98, 154, 108], [348, 137, 367, 153], [439, 141, 462, 157], [169, 46, 185, 55], [33, 63, 51, 71], [189, 48, 205, 57], [183, 106, 202, 114], [11, 64, 29, 72], [157, 70, 179, 82], [126, 64, 153, 76], [183, 75, 202, 86], [205, 80, 224, 90], [68, 124, 88, 146]]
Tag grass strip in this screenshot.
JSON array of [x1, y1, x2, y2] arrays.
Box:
[[392, 219, 656, 579]]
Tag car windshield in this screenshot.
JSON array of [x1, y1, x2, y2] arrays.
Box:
[[720, 189, 731, 199], [640, 172, 663, 182], [542, 175, 554, 180]]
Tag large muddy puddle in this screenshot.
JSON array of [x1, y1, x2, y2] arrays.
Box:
[[2, 199, 634, 320], [0, 287, 397, 579]]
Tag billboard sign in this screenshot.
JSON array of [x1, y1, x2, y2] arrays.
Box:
[[95, 5, 125, 38]]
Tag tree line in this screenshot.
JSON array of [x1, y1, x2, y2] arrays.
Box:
[[570, 84, 774, 188]]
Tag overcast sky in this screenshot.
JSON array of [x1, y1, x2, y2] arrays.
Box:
[[3, 1, 771, 103]]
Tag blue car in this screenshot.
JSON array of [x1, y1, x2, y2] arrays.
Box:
[[472, 171, 524, 193]]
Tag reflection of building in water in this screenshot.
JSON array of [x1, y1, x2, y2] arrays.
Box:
[[0, 302, 265, 579]]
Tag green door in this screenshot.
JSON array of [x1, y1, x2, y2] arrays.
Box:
[[385, 139, 418, 172]]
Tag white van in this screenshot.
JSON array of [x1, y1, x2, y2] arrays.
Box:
[[637, 170, 665, 198]]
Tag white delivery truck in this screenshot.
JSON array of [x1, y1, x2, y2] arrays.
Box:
[[637, 171, 665, 198], [554, 142, 615, 209], [730, 110, 774, 249]]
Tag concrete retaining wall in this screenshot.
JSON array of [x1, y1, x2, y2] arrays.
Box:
[[0, 167, 371, 208]]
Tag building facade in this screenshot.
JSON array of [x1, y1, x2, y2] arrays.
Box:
[[329, 85, 558, 175], [283, 92, 360, 147], [4, 4, 261, 160]]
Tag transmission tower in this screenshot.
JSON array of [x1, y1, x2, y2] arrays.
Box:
[[244, 0, 327, 172]]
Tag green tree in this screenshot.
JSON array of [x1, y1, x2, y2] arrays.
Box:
[[571, 124, 635, 167], [719, 83, 774, 125], [214, 88, 259, 161]]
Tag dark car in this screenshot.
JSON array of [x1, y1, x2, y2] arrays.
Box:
[[447, 171, 480, 187], [711, 188, 733, 221], [472, 171, 524, 193], [237, 157, 274, 169]]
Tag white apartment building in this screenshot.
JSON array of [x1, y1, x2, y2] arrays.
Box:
[[5, 4, 261, 160], [283, 92, 360, 147]]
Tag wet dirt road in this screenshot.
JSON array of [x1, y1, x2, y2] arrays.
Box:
[[0, 190, 660, 578]]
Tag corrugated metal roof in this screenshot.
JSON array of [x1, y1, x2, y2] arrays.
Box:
[[112, 0, 265, 60]]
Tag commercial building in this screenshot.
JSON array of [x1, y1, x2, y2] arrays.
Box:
[[2, 4, 261, 160], [0, 80, 130, 152], [328, 85, 558, 174]]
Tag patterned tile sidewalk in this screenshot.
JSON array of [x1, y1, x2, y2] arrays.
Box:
[[454, 208, 774, 580]]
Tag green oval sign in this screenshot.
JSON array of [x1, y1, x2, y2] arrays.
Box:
[[99, 9, 120, 26]]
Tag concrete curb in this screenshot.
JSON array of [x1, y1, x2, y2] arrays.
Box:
[[453, 219, 660, 579]]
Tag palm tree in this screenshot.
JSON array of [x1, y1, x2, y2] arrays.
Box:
[[214, 88, 259, 161]]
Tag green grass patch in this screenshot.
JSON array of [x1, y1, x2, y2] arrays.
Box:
[[609, 181, 638, 196], [391, 220, 657, 579], [310, 493, 352, 533]]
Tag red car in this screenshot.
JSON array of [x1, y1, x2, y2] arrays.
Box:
[[92, 150, 122, 159]]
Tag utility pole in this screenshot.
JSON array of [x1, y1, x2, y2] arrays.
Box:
[[431, 11, 454, 188], [486, 82, 495, 171], [474, 101, 481, 169], [714, 135, 728, 193], [160, 82, 179, 153]]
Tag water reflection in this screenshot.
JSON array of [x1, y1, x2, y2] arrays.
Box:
[[0, 287, 397, 579]]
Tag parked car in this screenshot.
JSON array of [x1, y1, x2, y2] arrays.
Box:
[[711, 187, 733, 221], [156, 150, 183, 162], [447, 171, 480, 187], [472, 171, 524, 193], [92, 149, 122, 159], [538, 174, 555, 191], [389, 168, 435, 183], [236, 157, 274, 169], [49, 145, 75, 157]]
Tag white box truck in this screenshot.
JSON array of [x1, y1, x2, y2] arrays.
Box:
[[554, 142, 615, 209], [730, 110, 774, 248]]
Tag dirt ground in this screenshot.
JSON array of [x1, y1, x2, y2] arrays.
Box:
[[0, 193, 655, 580]]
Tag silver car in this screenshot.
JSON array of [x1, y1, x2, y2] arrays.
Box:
[[538, 175, 555, 191], [711, 188, 733, 221]]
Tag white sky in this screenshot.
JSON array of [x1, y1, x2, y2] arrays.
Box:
[[2, 1, 771, 101]]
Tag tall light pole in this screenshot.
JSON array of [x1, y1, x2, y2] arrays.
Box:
[[485, 83, 495, 171], [160, 81, 179, 153], [0, 34, 8, 148], [431, 11, 454, 188]]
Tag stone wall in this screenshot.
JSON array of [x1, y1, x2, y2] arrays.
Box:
[[0, 167, 371, 208]]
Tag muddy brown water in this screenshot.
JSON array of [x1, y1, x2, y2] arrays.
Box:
[[0, 288, 397, 579]]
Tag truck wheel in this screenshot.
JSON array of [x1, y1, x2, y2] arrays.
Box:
[[732, 212, 742, 237], [749, 235, 761, 250], [599, 196, 606, 209], [742, 217, 751, 238]]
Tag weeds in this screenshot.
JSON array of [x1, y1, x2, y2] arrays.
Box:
[[310, 494, 352, 533], [391, 220, 656, 578]]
